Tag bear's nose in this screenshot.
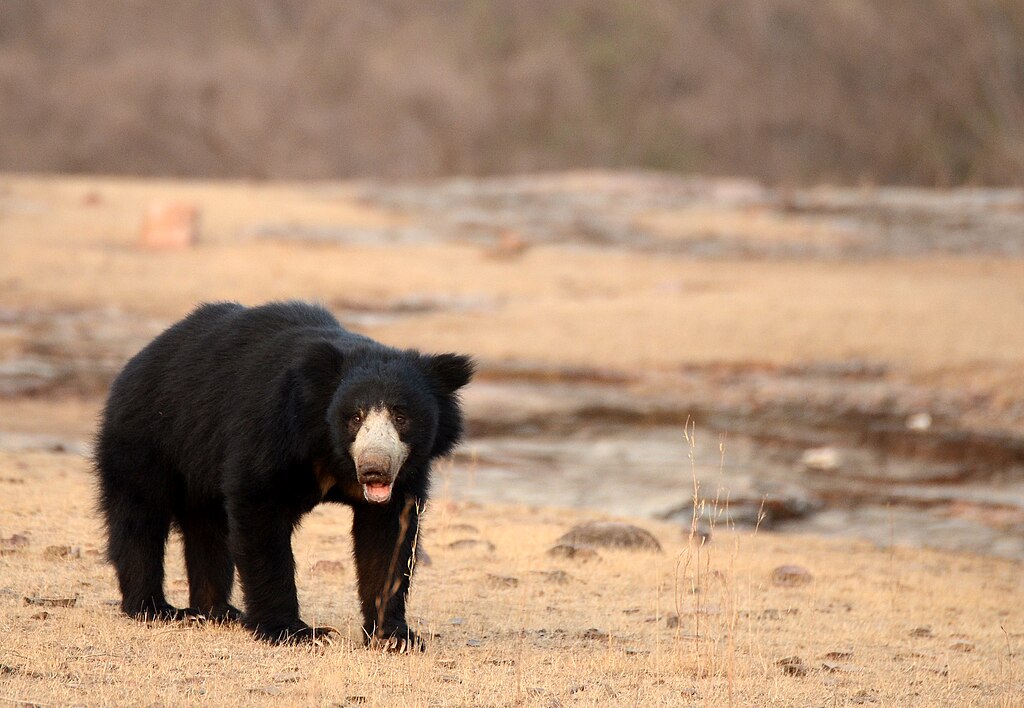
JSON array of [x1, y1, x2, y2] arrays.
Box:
[[357, 451, 393, 480]]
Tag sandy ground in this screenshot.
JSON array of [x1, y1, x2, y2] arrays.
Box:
[[2, 175, 1023, 391], [1, 173, 1023, 704]]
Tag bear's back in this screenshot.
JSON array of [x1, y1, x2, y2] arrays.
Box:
[[98, 302, 364, 479]]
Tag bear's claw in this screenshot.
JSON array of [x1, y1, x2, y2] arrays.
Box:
[[252, 621, 339, 646], [367, 625, 426, 654]]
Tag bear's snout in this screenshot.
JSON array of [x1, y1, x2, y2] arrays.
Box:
[[349, 407, 410, 504], [356, 450, 393, 482], [358, 451, 396, 504]]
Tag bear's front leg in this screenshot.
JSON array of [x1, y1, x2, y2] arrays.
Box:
[[228, 501, 335, 645], [352, 495, 425, 653]]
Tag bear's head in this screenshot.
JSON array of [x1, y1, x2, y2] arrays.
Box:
[[323, 351, 474, 504]]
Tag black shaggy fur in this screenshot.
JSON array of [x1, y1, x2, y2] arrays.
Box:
[[95, 301, 473, 647]]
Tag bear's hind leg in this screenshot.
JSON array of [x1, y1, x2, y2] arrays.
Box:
[[97, 442, 197, 622], [102, 490, 187, 620], [180, 508, 242, 623]]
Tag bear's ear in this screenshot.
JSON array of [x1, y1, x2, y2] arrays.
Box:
[[422, 353, 475, 396]]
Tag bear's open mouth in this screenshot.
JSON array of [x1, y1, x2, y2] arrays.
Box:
[[362, 482, 393, 504]]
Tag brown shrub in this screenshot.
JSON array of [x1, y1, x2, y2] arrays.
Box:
[[0, 0, 1021, 184]]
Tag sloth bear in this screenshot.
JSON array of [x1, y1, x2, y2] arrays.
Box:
[[95, 301, 473, 649]]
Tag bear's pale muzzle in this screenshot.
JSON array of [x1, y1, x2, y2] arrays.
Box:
[[350, 408, 409, 504]]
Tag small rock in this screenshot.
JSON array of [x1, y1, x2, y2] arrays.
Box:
[[0, 534, 29, 550], [249, 685, 282, 696], [310, 560, 345, 574], [487, 574, 519, 588], [416, 546, 432, 567], [556, 522, 661, 552], [685, 519, 713, 542], [44, 545, 80, 560], [532, 570, 572, 584], [581, 627, 609, 641], [777, 656, 808, 677], [344, 697, 368, 705], [851, 689, 878, 704], [950, 640, 974, 653], [31, 611, 49, 620], [24, 595, 77, 608], [665, 614, 680, 628], [801, 447, 841, 472], [466, 639, 482, 647], [447, 538, 495, 552], [909, 626, 933, 638], [449, 617, 465, 626], [771, 565, 813, 587], [822, 651, 853, 660], [547, 543, 599, 561], [906, 412, 932, 431], [484, 229, 530, 260], [139, 201, 199, 250], [273, 671, 302, 683]]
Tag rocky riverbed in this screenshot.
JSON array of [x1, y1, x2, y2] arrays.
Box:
[[1, 172, 1022, 559], [1, 303, 1022, 559]]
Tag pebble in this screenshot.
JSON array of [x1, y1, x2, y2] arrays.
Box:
[[547, 543, 599, 561], [310, 560, 345, 574], [771, 565, 813, 587], [139, 201, 199, 250], [777, 656, 808, 676], [801, 447, 841, 472], [447, 538, 495, 552], [487, 574, 519, 588]]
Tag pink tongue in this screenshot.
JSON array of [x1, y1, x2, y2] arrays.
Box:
[[364, 483, 392, 502]]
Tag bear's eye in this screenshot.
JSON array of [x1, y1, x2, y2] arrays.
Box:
[[349, 412, 363, 427], [393, 412, 408, 428]]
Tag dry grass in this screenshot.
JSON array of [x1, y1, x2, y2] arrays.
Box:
[[0, 448, 1021, 706], [1, 174, 1023, 704]]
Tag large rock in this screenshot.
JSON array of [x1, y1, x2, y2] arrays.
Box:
[[139, 201, 199, 250], [658, 479, 820, 530], [771, 565, 813, 587], [556, 521, 662, 552]]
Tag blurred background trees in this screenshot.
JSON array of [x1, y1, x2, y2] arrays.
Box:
[[1, 0, 1022, 185]]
